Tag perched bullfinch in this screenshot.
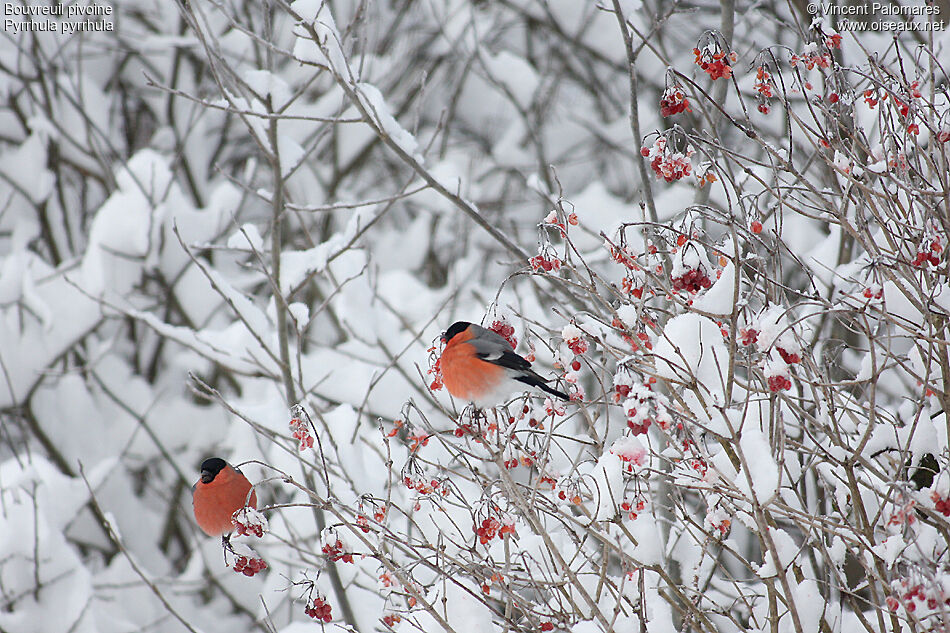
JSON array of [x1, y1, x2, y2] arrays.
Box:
[[192, 457, 257, 539], [439, 321, 569, 407]]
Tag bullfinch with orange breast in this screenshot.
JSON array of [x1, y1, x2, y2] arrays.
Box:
[[439, 321, 569, 407], [192, 457, 257, 541]]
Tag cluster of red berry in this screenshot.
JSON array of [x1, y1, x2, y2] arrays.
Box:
[[620, 278, 643, 302], [385, 418, 403, 438], [886, 499, 917, 526], [543, 397, 567, 418], [356, 506, 387, 533], [753, 66, 773, 98], [693, 46, 736, 80], [620, 498, 646, 520], [289, 416, 314, 451], [623, 391, 652, 433], [407, 430, 429, 452], [355, 514, 370, 532], [886, 580, 950, 614], [233, 555, 267, 577], [529, 253, 562, 272], [765, 348, 798, 392], [776, 347, 800, 364], [704, 505, 732, 536], [613, 375, 634, 402], [789, 49, 830, 70], [689, 457, 709, 477], [555, 480, 583, 505], [540, 622, 555, 632], [739, 328, 758, 346], [671, 267, 712, 293], [711, 518, 731, 536], [641, 136, 693, 182], [606, 242, 641, 271], [474, 516, 516, 544], [626, 417, 651, 436], [660, 85, 691, 117], [931, 491, 950, 516], [489, 318, 517, 349], [767, 375, 792, 392], [382, 614, 402, 627], [305, 596, 332, 622], [912, 237, 943, 267], [232, 507, 266, 538], [403, 475, 444, 496], [427, 353, 443, 391], [893, 96, 910, 118], [503, 450, 536, 469], [864, 86, 919, 121], [695, 162, 718, 187], [618, 380, 669, 435], [322, 539, 354, 563], [563, 331, 588, 356], [754, 66, 773, 114], [543, 210, 578, 235]]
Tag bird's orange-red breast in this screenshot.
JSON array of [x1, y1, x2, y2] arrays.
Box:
[[192, 457, 257, 537], [439, 321, 568, 406]]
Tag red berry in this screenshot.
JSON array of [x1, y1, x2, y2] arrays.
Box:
[[777, 347, 800, 364], [767, 375, 791, 392]]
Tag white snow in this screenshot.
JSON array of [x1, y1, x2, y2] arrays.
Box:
[[228, 223, 265, 251], [591, 451, 624, 520], [654, 313, 728, 407], [355, 82, 420, 159], [692, 261, 737, 316], [872, 534, 906, 569], [479, 50, 539, 109], [735, 426, 779, 504]]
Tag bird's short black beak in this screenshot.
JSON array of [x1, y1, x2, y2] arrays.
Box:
[[200, 469, 214, 484]]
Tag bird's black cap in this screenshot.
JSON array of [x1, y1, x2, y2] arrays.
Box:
[[200, 457, 227, 483], [442, 321, 471, 342]]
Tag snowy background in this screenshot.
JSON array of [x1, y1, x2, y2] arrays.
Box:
[[1, 0, 950, 631]]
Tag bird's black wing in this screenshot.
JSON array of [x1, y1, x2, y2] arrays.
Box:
[[477, 348, 569, 401], [467, 324, 569, 400], [477, 347, 532, 372]]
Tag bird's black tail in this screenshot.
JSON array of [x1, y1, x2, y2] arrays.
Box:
[[540, 382, 570, 401], [515, 374, 569, 401]]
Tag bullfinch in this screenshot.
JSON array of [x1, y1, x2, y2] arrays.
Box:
[[439, 321, 569, 407], [192, 457, 257, 539]]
